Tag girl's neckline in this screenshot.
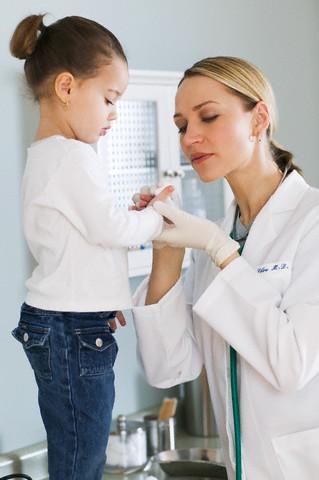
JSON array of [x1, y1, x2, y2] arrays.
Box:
[[31, 134, 66, 146]]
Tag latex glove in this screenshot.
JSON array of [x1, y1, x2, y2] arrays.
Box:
[[153, 201, 239, 267], [131, 185, 181, 250]]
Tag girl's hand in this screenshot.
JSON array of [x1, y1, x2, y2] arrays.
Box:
[[108, 311, 127, 331], [130, 186, 153, 211], [129, 185, 176, 211], [129, 185, 181, 251]]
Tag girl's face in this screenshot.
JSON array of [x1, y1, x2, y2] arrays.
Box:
[[67, 56, 128, 144], [174, 75, 257, 182]]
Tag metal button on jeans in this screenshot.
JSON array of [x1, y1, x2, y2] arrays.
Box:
[[95, 337, 103, 348], [23, 332, 29, 342]]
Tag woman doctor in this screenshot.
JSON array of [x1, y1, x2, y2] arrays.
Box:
[[132, 57, 319, 480]]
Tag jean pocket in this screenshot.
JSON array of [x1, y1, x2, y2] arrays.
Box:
[[76, 327, 118, 377], [12, 322, 52, 381]]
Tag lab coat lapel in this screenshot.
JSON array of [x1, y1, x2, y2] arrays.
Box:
[[220, 199, 237, 234], [242, 202, 278, 265], [221, 171, 309, 266]]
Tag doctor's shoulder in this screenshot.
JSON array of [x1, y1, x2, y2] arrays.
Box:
[[293, 186, 319, 239]]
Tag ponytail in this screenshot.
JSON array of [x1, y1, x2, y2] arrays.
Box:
[[10, 14, 46, 60], [9, 14, 127, 100], [270, 140, 303, 176]]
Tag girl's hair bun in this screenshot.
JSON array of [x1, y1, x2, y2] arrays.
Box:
[[9, 14, 127, 100], [10, 14, 46, 60]]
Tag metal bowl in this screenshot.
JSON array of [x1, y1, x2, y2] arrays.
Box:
[[154, 448, 227, 478]]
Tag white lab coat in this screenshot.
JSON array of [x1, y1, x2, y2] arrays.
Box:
[[132, 171, 319, 480]]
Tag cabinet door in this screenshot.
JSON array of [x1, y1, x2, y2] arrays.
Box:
[[97, 82, 176, 277], [97, 71, 229, 277], [98, 85, 163, 213]]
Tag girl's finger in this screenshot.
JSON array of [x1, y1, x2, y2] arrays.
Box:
[[116, 311, 127, 326], [140, 194, 153, 201], [108, 319, 117, 331]]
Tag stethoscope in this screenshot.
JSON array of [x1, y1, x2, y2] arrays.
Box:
[[0, 475, 32, 479], [230, 164, 289, 480]]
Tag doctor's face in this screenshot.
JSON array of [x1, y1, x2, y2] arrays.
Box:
[[174, 75, 256, 182]]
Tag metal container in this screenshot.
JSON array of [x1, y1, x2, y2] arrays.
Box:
[[158, 417, 176, 452], [144, 414, 160, 457], [183, 368, 218, 437], [144, 414, 176, 457]]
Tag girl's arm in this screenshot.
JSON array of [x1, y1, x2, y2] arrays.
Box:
[[33, 144, 171, 248]]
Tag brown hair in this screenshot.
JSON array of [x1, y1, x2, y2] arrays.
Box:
[[10, 14, 127, 100], [181, 56, 302, 175]]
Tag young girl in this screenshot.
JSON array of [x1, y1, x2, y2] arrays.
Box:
[[10, 14, 171, 480]]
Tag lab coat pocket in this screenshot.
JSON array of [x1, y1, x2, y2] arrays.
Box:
[[272, 427, 319, 479]]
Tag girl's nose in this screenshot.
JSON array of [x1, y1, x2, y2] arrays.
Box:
[[108, 106, 117, 121]]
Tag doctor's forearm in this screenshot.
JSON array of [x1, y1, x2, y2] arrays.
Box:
[[219, 251, 240, 269], [145, 246, 185, 305]]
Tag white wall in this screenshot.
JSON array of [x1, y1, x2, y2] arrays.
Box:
[[1, 0, 318, 452]]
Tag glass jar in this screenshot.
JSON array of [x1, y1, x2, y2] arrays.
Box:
[[105, 415, 147, 473]]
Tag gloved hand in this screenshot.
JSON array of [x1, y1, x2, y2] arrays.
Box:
[[131, 185, 181, 250], [153, 201, 239, 267]]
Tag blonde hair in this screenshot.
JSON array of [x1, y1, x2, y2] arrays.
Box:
[[181, 56, 302, 175]]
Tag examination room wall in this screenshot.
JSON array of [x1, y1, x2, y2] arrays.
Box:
[[0, 0, 318, 453]]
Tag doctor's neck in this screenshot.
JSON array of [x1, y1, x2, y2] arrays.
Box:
[[226, 153, 284, 227]]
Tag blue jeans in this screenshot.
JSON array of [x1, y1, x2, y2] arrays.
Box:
[[12, 303, 118, 480]]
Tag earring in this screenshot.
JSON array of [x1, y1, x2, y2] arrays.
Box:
[[62, 99, 70, 110]]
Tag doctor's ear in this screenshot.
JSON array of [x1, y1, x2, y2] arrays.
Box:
[[252, 101, 270, 140], [54, 72, 74, 107]]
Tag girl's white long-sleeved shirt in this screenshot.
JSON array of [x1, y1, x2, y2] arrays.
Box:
[[22, 135, 163, 312]]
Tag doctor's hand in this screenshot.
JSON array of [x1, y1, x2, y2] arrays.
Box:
[[153, 201, 240, 268], [130, 185, 182, 250]]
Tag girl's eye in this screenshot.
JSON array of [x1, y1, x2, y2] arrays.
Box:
[[202, 115, 219, 123], [105, 98, 114, 106]]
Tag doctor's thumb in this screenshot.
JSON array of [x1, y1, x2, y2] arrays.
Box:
[[153, 201, 180, 223]]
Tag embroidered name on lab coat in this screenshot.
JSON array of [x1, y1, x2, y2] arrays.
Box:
[[257, 262, 290, 274]]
